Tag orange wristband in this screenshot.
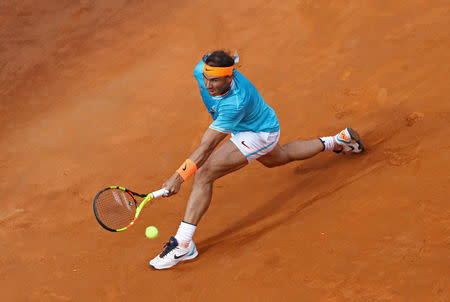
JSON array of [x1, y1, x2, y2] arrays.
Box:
[[176, 159, 197, 181]]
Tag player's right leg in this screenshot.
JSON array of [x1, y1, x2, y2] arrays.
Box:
[[149, 140, 248, 270]]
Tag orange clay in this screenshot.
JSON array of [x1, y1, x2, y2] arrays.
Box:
[[176, 159, 198, 181], [203, 63, 234, 77]]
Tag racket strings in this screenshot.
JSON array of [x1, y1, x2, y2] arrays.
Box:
[[95, 189, 137, 230]]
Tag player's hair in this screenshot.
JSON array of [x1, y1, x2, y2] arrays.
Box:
[[205, 50, 234, 67]]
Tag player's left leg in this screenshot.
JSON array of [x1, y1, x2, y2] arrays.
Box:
[[257, 139, 325, 168], [257, 127, 364, 168]]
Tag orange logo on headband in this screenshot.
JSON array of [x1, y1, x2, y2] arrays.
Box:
[[203, 63, 234, 77]]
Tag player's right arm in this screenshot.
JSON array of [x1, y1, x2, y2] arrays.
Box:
[[162, 128, 227, 196], [189, 128, 228, 167], [162, 96, 244, 196], [191, 98, 246, 168]]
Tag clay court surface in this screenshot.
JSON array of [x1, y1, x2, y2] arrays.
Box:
[[1, 0, 449, 301]]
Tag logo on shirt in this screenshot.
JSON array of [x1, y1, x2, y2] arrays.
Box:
[[241, 141, 250, 148], [210, 106, 216, 113]]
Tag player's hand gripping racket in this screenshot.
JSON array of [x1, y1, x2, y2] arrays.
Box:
[[93, 186, 168, 232]]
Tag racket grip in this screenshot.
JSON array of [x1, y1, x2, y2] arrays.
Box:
[[152, 188, 169, 198]]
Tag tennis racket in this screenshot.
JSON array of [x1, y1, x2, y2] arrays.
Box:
[[93, 186, 168, 232]]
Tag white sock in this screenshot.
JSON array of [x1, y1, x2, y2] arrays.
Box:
[[319, 136, 336, 151], [175, 221, 197, 244]]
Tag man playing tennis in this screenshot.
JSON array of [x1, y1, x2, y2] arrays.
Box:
[[149, 50, 364, 270]]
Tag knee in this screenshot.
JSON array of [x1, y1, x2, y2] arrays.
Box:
[[194, 164, 215, 184], [258, 145, 288, 168]]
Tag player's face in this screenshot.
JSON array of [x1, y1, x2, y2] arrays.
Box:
[[203, 73, 233, 96]]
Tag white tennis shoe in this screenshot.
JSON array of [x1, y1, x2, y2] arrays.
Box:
[[149, 236, 198, 270], [335, 127, 365, 153]]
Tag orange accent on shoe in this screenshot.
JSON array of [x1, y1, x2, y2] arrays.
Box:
[[338, 131, 350, 142]]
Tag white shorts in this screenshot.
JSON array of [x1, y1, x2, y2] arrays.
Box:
[[230, 131, 280, 162]]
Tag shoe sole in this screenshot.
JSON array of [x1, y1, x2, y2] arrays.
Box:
[[346, 127, 365, 152], [150, 250, 199, 270]]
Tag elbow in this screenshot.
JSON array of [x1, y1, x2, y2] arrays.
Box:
[[203, 142, 217, 154]]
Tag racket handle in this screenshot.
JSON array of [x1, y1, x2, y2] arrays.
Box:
[[152, 188, 169, 199]]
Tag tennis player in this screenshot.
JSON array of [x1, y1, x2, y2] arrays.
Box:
[[149, 50, 364, 269]]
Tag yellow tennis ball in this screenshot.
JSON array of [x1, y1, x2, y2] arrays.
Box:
[[145, 226, 158, 239]]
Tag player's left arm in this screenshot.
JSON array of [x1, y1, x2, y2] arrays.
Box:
[[162, 128, 227, 196]]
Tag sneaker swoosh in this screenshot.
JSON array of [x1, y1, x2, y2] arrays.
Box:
[[174, 253, 188, 259]]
